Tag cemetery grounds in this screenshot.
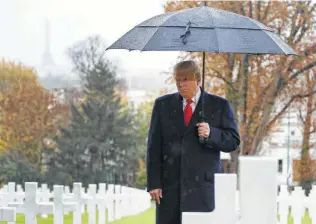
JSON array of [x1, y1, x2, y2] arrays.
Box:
[[0, 206, 314, 224]]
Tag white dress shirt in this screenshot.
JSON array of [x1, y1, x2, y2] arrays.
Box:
[[182, 87, 201, 113]]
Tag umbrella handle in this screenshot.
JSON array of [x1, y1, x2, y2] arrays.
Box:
[[198, 114, 207, 144], [199, 136, 207, 144]]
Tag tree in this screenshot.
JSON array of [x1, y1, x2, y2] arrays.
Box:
[[164, 1, 316, 172], [0, 60, 69, 167], [135, 159, 147, 189], [294, 69, 316, 192], [0, 150, 43, 186], [47, 36, 139, 187]]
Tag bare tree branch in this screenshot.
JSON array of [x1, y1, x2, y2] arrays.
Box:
[[247, 77, 275, 128], [256, 1, 261, 21], [267, 89, 316, 130], [261, 2, 271, 21], [293, 3, 315, 44], [289, 61, 316, 81], [240, 54, 249, 125], [267, 98, 294, 131], [285, 43, 316, 75], [249, 1, 253, 18], [240, 3, 246, 16], [299, 106, 305, 123], [288, 2, 300, 44], [210, 70, 237, 91]]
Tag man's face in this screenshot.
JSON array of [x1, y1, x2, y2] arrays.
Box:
[[175, 69, 199, 99]]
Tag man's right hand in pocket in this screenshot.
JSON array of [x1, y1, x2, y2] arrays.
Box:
[[149, 189, 162, 204]]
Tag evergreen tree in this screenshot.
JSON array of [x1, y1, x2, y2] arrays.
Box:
[[0, 150, 43, 186], [46, 36, 138, 187]]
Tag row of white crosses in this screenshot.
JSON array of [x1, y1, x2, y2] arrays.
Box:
[[182, 157, 279, 224], [278, 185, 316, 224], [0, 181, 151, 224], [183, 156, 316, 224]]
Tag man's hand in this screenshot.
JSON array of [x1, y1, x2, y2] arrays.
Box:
[[196, 122, 210, 138], [149, 189, 162, 204]]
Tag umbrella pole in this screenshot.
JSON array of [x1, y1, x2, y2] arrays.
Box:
[[199, 51, 206, 144], [198, 1, 207, 144]]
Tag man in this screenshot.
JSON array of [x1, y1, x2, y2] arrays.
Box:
[[146, 60, 240, 224]]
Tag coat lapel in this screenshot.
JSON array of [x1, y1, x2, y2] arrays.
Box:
[[171, 93, 186, 136]]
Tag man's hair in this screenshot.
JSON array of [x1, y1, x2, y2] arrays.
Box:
[[173, 60, 201, 81]]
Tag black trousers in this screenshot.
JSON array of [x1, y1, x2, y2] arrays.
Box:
[[156, 205, 181, 224]]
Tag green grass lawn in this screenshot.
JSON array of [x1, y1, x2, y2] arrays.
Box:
[[280, 209, 312, 224], [0, 207, 155, 224], [0, 207, 313, 224]]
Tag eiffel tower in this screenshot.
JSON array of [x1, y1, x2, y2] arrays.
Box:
[[40, 19, 55, 75]]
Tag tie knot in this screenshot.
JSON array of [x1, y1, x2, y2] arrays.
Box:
[[186, 99, 193, 104]]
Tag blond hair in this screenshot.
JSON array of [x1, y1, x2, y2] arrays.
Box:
[[173, 60, 201, 82]]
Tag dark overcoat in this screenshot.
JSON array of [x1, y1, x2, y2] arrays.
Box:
[[146, 90, 240, 224]]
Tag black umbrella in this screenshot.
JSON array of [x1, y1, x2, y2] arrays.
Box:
[[106, 3, 298, 143]]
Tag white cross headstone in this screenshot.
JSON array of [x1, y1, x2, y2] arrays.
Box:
[[64, 186, 71, 195], [239, 156, 278, 224], [8, 182, 16, 203], [123, 187, 134, 216], [97, 183, 107, 224], [278, 185, 289, 224], [0, 207, 16, 224], [9, 182, 54, 224], [53, 185, 77, 224], [87, 184, 97, 224], [16, 184, 23, 192], [291, 186, 305, 223], [15, 185, 25, 204], [308, 187, 316, 222], [114, 185, 122, 220], [107, 184, 115, 222], [63, 182, 91, 224], [120, 186, 129, 217], [0, 182, 15, 207], [39, 183, 51, 218]]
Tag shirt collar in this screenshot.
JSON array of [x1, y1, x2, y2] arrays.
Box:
[[182, 87, 201, 104]]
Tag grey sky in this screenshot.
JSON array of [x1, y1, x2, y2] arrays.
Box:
[[0, 0, 179, 80], [1, 0, 314, 82]]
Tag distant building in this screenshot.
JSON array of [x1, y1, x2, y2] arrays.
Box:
[[37, 19, 80, 92]]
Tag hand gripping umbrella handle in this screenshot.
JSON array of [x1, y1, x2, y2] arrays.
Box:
[[198, 113, 207, 144]]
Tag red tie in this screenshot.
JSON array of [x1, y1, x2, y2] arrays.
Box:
[[184, 99, 193, 126]]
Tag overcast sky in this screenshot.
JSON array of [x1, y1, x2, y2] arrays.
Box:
[[0, 0, 179, 80], [2, 0, 314, 81]]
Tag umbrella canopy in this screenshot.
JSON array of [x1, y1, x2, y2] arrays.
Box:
[[106, 5, 297, 144], [106, 6, 297, 55]]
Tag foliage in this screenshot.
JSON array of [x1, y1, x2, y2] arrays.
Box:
[[0, 150, 43, 186], [135, 159, 147, 189], [0, 60, 69, 167]]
